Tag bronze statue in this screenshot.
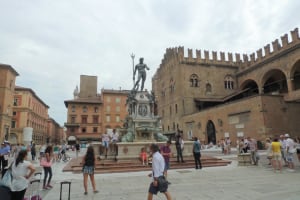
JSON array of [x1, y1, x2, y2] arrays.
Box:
[[133, 57, 149, 91]]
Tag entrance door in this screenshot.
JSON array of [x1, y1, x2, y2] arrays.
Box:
[[206, 120, 216, 145]]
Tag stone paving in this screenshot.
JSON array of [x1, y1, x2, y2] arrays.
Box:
[[26, 149, 300, 200]]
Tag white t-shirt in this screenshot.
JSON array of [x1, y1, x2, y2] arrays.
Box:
[[102, 133, 110, 142], [152, 152, 165, 179], [11, 160, 31, 191], [111, 133, 119, 142], [286, 138, 295, 153]]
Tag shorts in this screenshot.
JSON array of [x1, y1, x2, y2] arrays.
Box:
[[148, 181, 168, 195], [164, 162, 170, 171], [286, 152, 294, 162], [272, 152, 281, 161], [102, 141, 109, 148], [82, 166, 94, 175]]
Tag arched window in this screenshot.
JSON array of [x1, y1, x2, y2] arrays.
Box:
[[190, 74, 199, 87], [206, 83, 212, 94], [224, 75, 234, 89]]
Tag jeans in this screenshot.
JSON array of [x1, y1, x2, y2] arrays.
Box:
[[43, 166, 53, 187]]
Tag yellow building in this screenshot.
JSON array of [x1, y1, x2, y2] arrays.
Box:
[[11, 86, 49, 144], [0, 64, 19, 142]]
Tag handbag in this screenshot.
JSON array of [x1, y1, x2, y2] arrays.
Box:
[[157, 176, 168, 192], [40, 157, 52, 167], [0, 168, 13, 190]]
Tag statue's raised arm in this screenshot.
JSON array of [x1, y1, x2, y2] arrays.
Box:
[[133, 57, 150, 91]]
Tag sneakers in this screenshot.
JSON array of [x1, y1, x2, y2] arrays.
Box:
[[43, 186, 48, 190], [84, 192, 88, 195], [47, 184, 53, 189], [94, 190, 99, 193]]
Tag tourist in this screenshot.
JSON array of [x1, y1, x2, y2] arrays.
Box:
[[265, 138, 272, 165], [238, 138, 245, 154], [42, 145, 53, 190], [140, 147, 148, 165], [147, 143, 172, 200], [160, 141, 172, 184], [285, 134, 296, 172], [82, 146, 98, 195], [53, 144, 60, 162], [193, 137, 202, 169], [39, 143, 46, 159], [248, 137, 258, 165], [279, 134, 287, 166], [30, 142, 36, 161], [0, 141, 10, 177], [111, 129, 119, 154], [11, 149, 35, 200], [101, 132, 110, 158], [271, 136, 282, 173], [75, 141, 80, 158], [175, 135, 184, 163], [296, 137, 300, 162], [225, 137, 231, 154]]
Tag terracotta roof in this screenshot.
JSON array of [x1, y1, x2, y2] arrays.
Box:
[[15, 86, 49, 108], [0, 63, 19, 76], [64, 97, 102, 107]]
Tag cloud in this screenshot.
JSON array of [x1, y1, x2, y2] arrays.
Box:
[[0, 0, 300, 125]]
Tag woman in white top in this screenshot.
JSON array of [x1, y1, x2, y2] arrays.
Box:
[[11, 149, 35, 200]]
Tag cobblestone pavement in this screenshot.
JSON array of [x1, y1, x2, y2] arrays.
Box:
[[23, 148, 300, 200]]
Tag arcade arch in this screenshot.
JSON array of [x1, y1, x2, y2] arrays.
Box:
[[291, 60, 300, 90], [206, 120, 216, 145], [240, 79, 259, 97], [262, 69, 288, 94]]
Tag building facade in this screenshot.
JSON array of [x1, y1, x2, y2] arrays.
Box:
[[47, 118, 64, 145], [64, 75, 129, 143], [11, 86, 50, 144], [0, 64, 19, 142], [152, 28, 300, 144], [101, 89, 130, 134]]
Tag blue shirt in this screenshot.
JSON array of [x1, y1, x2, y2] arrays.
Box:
[[1, 145, 10, 154]]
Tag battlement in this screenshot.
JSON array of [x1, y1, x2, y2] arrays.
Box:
[[159, 28, 300, 71]]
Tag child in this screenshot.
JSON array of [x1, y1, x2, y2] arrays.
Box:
[[140, 147, 148, 165]]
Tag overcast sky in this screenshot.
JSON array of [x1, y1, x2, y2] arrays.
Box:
[[1, 0, 299, 126]]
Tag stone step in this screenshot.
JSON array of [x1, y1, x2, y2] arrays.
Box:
[[63, 156, 231, 174]]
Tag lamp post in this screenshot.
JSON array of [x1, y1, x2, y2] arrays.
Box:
[[130, 53, 135, 87]]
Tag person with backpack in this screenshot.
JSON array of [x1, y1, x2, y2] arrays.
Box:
[[193, 137, 202, 169]]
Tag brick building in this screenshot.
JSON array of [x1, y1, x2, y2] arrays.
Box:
[[64, 75, 129, 143], [152, 28, 300, 144], [11, 86, 50, 144], [0, 64, 19, 142]]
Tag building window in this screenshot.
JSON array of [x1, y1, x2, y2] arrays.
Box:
[[83, 106, 87, 112], [190, 74, 199, 87], [93, 115, 99, 123], [82, 127, 86, 133], [13, 111, 17, 116], [71, 116, 76, 123], [94, 107, 98, 113], [81, 116, 87, 123], [116, 97, 121, 103], [13, 98, 18, 106], [106, 106, 110, 112], [11, 121, 16, 128], [224, 75, 234, 89], [70, 128, 75, 133], [169, 106, 172, 116], [116, 106, 120, 112], [206, 83, 212, 94], [93, 127, 98, 133], [106, 97, 111, 102], [175, 104, 178, 113], [72, 105, 76, 112], [106, 115, 110, 122], [116, 115, 120, 122]]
